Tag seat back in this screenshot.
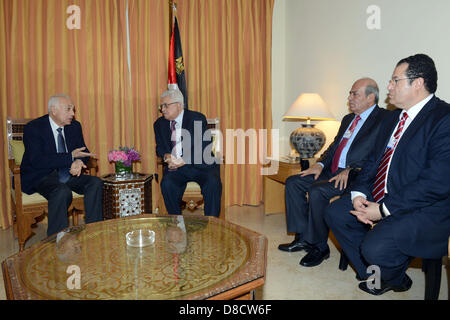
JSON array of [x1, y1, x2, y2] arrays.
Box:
[[7, 117, 29, 162]]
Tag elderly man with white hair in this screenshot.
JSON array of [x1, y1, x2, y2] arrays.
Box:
[[20, 94, 103, 237]]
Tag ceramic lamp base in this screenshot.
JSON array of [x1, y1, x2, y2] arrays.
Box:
[[289, 124, 325, 159]]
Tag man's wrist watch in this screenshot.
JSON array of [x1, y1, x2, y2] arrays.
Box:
[[378, 203, 386, 218]]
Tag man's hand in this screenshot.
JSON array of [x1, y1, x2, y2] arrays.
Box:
[[164, 154, 185, 169], [350, 196, 382, 226], [328, 168, 350, 190], [299, 163, 323, 180], [72, 147, 96, 159], [70, 159, 86, 177]]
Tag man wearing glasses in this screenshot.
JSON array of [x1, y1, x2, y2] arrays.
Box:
[[21, 94, 103, 237], [153, 89, 222, 217], [325, 54, 450, 295]]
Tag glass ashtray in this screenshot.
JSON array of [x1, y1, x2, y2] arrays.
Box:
[[126, 229, 155, 247]]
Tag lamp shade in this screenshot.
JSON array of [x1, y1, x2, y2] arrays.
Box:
[[283, 93, 334, 121]]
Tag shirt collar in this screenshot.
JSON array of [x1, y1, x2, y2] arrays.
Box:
[[173, 109, 184, 127], [403, 94, 433, 121], [49, 116, 63, 133], [357, 104, 376, 121]]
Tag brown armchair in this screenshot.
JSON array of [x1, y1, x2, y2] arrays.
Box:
[[155, 117, 225, 219], [7, 117, 98, 251]]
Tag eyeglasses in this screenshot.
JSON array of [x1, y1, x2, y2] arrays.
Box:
[[389, 77, 417, 85], [158, 102, 178, 112]]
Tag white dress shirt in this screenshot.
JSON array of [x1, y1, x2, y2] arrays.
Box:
[[351, 94, 434, 216], [49, 116, 67, 152], [171, 110, 184, 158]]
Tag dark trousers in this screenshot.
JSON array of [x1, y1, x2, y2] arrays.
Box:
[[35, 170, 104, 236], [324, 194, 412, 286], [161, 165, 222, 217], [285, 168, 347, 249]]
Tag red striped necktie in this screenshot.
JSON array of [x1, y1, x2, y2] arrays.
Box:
[[372, 112, 409, 203], [331, 115, 361, 174]]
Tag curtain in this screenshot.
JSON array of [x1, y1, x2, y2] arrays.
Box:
[[0, 0, 273, 229], [178, 0, 274, 206]]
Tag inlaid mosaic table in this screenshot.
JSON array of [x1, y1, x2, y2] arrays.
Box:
[[101, 173, 153, 219], [2, 214, 267, 300]]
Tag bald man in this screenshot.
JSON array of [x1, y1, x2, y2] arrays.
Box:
[[279, 78, 391, 268]]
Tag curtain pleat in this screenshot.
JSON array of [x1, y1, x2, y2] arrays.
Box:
[[0, 0, 273, 229]]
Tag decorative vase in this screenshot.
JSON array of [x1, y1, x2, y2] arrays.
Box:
[[289, 124, 325, 159], [115, 161, 132, 177]]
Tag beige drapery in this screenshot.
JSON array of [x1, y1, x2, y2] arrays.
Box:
[[0, 0, 274, 229]]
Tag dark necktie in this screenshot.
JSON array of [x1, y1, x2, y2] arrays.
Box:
[[331, 115, 361, 174], [57, 128, 70, 183], [372, 112, 408, 203]]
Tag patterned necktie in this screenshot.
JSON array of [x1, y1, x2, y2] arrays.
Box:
[[169, 120, 177, 171], [170, 120, 177, 149], [372, 112, 409, 203], [56, 128, 70, 183], [331, 115, 361, 174]]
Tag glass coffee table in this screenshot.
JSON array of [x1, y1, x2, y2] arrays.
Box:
[[2, 214, 267, 300]]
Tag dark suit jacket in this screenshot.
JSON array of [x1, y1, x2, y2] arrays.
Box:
[[352, 96, 450, 258], [154, 109, 217, 170], [21, 114, 89, 194], [317, 105, 390, 173]]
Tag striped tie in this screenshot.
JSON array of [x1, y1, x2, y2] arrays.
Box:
[[371, 112, 408, 203], [331, 115, 361, 174]]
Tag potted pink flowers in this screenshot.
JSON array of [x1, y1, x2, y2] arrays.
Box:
[[108, 146, 141, 176]]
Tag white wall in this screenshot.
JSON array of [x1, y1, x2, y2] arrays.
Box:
[[272, 0, 450, 157]]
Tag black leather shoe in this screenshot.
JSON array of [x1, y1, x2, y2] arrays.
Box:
[[278, 239, 310, 252], [358, 274, 412, 296], [299, 246, 330, 267]]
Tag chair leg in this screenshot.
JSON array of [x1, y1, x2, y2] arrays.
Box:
[[422, 258, 442, 300], [339, 251, 349, 271], [73, 209, 79, 226]]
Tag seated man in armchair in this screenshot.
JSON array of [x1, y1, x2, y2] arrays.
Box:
[[153, 89, 222, 217]]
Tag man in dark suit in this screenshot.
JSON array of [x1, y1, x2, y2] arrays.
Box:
[[278, 78, 391, 268], [154, 89, 222, 217], [325, 54, 450, 295], [21, 94, 103, 237]]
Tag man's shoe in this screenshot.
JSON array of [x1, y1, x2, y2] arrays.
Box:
[[299, 246, 330, 267], [358, 274, 412, 296], [278, 239, 310, 252]]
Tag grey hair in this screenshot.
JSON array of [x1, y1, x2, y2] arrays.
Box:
[[160, 89, 184, 107], [48, 94, 72, 112], [359, 78, 379, 104]]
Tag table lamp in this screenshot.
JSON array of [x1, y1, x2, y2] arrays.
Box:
[[283, 93, 334, 168]]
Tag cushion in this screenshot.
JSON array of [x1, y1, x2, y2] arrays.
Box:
[[185, 181, 201, 192], [10, 140, 25, 165], [11, 190, 84, 205]]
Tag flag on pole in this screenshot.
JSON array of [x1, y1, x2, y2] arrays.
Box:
[[168, 5, 188, 108]]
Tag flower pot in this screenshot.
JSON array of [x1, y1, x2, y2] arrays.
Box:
[[115, 161, 132, 177]]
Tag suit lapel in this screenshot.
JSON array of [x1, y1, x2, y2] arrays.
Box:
[[349, 106, 379, 148], [42, 115, 57, 152], [394, 97, 436, 155]]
